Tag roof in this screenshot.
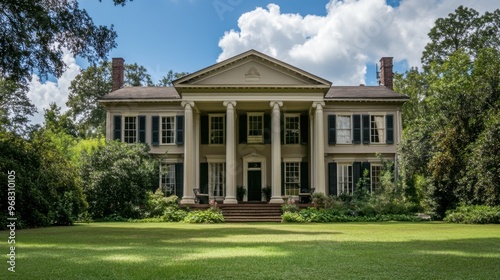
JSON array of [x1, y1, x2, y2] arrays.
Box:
[[325, 86, 409, 101], [99, 86, 180, 102]]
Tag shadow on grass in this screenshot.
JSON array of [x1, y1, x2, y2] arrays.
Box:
[[6, 223, 500, 280]]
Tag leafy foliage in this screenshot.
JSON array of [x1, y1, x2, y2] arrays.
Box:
[[182, 209, 225, 224], [444, 205, 500, 224]]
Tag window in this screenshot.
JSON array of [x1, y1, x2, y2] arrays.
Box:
[[247, 113, 263, 143], [337, 115, 352, 144], [209, 114, 225, 145], [284, 114, 300, 144], [338, 164, 353, 195], [370, 115, 385, 143], [160, 163, 176, 196], [209, 163, 225, 198], [161, 116, 176, 144], [284, 162, 300, 196], [371, 165, 382, 193], [124, 116, 137, 143]]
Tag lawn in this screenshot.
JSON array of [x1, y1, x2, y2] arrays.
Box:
[[3, 222, 500, 279]]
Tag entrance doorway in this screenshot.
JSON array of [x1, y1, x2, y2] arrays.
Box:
[[247, 170, 262, 201]]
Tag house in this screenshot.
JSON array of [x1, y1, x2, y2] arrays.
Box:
[[99, 50, 408, 204]]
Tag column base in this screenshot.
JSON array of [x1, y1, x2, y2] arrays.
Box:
[[269, 196, 284, 204], [180, 196, 196, 205], [223, 196, 238, 204]]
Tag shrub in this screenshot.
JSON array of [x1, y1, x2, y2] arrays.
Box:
[[311, 193, 334, 209], [444, 205, 500, 224], [142, 190, 179, 218], [183, 209, 224, 223], [281, 197, 299, 213], [283, 208, 424, 223], [281, 211, 307, 223]]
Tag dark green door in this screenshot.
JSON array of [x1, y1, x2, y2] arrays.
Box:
[[248, 170, 262, 201]]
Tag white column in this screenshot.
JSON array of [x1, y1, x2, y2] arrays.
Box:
[[180, 101, 196, 204], [309, 110, 315, 188], [223, 101, 238, 204], [269, 101, 284, 204], [195, 111, 200, 194], [313, 102, 326, 194]]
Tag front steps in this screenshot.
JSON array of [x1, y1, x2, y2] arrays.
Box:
[[220, 203, 282, 222]]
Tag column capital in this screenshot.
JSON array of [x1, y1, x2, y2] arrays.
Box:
[[312, 101, 325, 110], [223, 101, 237, 108], [270, 101, 283, 108], [181, 101, 195, 109]]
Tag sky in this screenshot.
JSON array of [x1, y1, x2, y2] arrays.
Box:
[[27, 0, 500, 124]]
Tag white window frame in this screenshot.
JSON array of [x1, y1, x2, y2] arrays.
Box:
[[370, 164, 382, 193], [370, 115, 385, 144], [209, 114, 225, 145], [160, 163, 176, 196], [247, 112, 264, 144], [209, 162, 226, 199], [338, 163, 353, 195], [123, 115, 137, 144], [284, 113, 300, 145], [284, 162, 301, 196], [336, 115, 352, 144], [160, 115, 176, 145]]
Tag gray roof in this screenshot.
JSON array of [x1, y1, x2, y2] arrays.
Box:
[[325, 86, 409, 100], [100, 86, 180, 101]]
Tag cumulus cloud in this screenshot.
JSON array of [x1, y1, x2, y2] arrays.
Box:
[[218, 0, 498, 85], [27, 49, 81, 125]]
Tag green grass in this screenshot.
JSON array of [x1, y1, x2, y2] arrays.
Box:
[[3, 222, 500, 279]]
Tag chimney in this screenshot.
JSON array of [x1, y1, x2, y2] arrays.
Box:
[[379, 57, 393, 90], [112, 57, 124, 91]]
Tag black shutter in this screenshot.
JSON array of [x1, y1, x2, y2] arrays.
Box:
[[353, 114, 361, 144], [328, 162, 337, 196], [386, 114, 394, 144], [113, 115, 121, 141], [264, 113, 271, 144], [151, 116, 159, 146], [300, 114, 308, 144], [362, 114, 370, 144], [362, 162, 371, 189], [328, 115, 336, 144], [200, 115, 209, 144], [199, 163, 209, 194], [175, 163, 183, 198], [281, 162, 285, 195], [239, 114, 247, 144], [176, 115, 184, 145], [300, 162, 308, 192], [138, 115, 146, 143], [353, 162, 362, 191]]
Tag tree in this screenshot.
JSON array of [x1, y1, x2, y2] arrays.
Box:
[[80, 141, 158, 220], [0, 78, 36, 135], [158, 70, 189, 86]]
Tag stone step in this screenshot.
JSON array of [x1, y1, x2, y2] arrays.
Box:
[[222, 209, 282, 213], [225, 217, 282, 222]]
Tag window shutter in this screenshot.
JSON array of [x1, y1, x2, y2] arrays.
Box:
[[328, 115, 336, 144], [353, 114, 361, 144], [199, 163, 209, 194], [281, 162, 285, 195], [353, 162, 362, 192], [362, 162, 371, 188], [200, 115, 209, 145], [264, 113, 271, 144], [328, 162, 337, 196], [175, 163, 184, 198], [300, 114, 308, 144], [138, 115, 146, 143], [151, 116, 159, 146], [362, 114, 370, 144], [300, 162, 309, 192], [239, 114, 247, 144], [113, 115, 121, 141], [386, 114, 394, 144], [176, 115, 184, 145]]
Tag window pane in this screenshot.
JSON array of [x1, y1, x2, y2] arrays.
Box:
[[247, 114, 264, 143], [124, 117, 137, 143], [209, 163, 225, 198], [285, 116, 300, 144], [338, 164, 353, 195], [371, 165, 382, 193], [370, 115, 385, 143], [162, 116, 176, 144], [161, 163, 176, 196], [337, 116, 351, 144], [210, 116, 224, 144], [285, 162, 300, 196]]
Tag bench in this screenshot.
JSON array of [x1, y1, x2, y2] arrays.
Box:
[[193, 188, 209, 204], [298, 187, 315, 204]]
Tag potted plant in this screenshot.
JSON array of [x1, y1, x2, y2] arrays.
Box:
[[236, 186, 246, 202], [262, 185, 272, 202]]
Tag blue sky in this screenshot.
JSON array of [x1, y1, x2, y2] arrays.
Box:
[[27, 0, 498, 124]]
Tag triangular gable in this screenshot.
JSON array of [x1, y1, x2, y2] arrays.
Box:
[[173, 50, 331, 89]]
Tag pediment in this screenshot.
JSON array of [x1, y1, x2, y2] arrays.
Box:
[[173, 50, 331, 89]]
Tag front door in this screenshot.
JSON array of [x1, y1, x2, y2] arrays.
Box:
[[247, 170, 262, 201]]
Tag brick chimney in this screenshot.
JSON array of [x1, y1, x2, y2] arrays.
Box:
[[112, 58, 124, 91], [379, 57, 393, 90]]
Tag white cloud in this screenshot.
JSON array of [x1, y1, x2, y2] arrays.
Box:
[[218, 0, 499, 85], [27, 49, 80, 125]]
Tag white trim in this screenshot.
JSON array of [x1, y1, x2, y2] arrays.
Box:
[[283, 113, 301, 145], [122, 115, 138, 143], [282, 156, 303, 162], [159, 114, 177, 145], [247, 112, 264, 144], [242, 153, 267, 202], [208, 113, 225, 145], [205, 155, 226, 162]]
